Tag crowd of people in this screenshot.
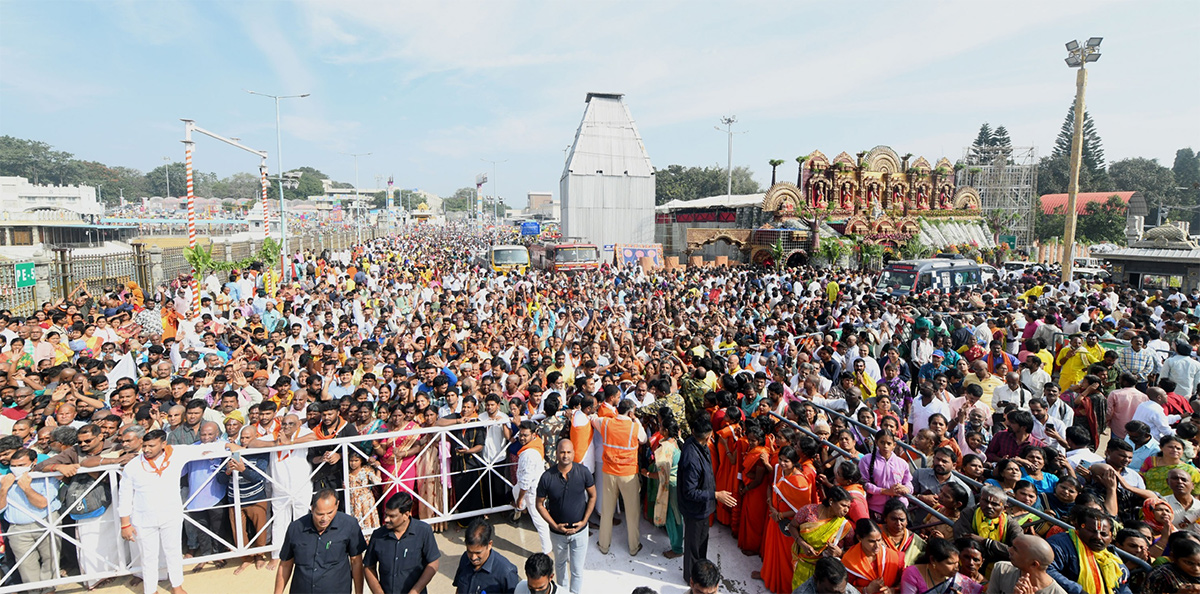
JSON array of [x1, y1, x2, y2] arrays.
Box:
[[4, 222, 1200, 594]]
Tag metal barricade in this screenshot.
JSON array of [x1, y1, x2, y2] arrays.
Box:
[[0, 261, 37, 316], [0, 419, 515, 593]]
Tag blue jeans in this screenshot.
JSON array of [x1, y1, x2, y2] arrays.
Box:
[[551, 527, 588, 594]]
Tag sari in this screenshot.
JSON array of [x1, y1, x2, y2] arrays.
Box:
[[652, 439, 683, 555], [380, 420, 422, 505], [842, 541, 903, 591], [737, 444, 771, 553], [714, 425, 741, 527], [761, 467, 809, 594], [1140, 457, 1200, 497], [885, 528, 926, 566], [416, 430, 448, 530], [845, 483, 870, 524], [790, 504, 851, 589]]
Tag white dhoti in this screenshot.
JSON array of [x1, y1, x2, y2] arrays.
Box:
[[269, 454, 312, 559], [76, 507, 121, 587]]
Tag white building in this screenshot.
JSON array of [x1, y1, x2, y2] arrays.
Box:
[[560, 93, 655, 246], [1, 176, 103, 219], [0, 177, 135, 253]]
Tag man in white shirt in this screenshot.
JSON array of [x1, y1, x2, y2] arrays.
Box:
[[1131, 387, 1181, 441], [1165, 468, 1200, 528], [1030, 398, 1068, 453], [479, 394, 513, 508], [909, 386, 951, 434], [1162, 342, 1200, 398], [118, 429, 231, 594], [1020, 356, 1052, 395], [246, 414, 314, 570], [993, 372, 1033, 413], [512, 421, 551, 554]]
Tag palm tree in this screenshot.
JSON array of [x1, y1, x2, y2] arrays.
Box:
[[769, 159, 785, 185], [795, 155, 809, 185]]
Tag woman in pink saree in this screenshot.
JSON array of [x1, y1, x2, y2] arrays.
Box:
[[375, 402, 424, 506]]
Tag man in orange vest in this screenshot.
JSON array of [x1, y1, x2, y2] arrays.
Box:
[[590, 399, 646, 556]]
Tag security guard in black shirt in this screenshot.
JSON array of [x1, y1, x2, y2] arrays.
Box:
[[364, 492, 441, 594], [275, 489, 368, 594]]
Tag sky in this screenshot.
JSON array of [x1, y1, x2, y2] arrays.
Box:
[[2, 0, 1198, 208]]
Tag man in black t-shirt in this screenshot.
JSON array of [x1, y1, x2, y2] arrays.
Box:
[[535, 438, 595, 594]]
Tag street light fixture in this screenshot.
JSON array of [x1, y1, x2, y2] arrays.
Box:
[[344, 152, 371, 243], [162, 156, 171, 198], [480, 158, 507, 221], [1059, 38, 1101, 283], [247, 90, 310, 280]]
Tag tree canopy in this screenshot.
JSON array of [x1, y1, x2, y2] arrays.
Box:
[[0, 135, 355, 206], [1052, 105, 1107, 178], [654, 164, 761, 205]]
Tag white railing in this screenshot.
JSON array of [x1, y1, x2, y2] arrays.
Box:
[[0, 419, 516, 593]]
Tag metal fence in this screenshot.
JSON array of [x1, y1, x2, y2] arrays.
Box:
[[50, 249, 139, 301], [0, 420, 516, 594], [160, 247, 192, 282], [0, 261, 37, 316]]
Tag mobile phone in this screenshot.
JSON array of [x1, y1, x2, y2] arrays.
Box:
[[232, 451, 241, 462]]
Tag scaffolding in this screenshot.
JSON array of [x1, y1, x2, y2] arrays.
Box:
[[957, 146, 1037, 248]]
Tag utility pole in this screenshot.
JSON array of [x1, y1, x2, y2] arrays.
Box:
[[345, 152, 371, 244], [481, 158, 507, 221], [715, 116, 738, 199], [247, 90, 310, 280], [1060, 38, 1102, 283], [163, 156, 171, 198]]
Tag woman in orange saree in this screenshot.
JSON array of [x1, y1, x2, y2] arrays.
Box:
[[737, 425, 771, 554], [843, 519, 904, 593], [714, 408, 743, 528], [789, 486, 854, 590], [755, 447, 808, 593]]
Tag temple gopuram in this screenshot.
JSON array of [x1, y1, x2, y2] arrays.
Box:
[[657, 145, 986, 266]]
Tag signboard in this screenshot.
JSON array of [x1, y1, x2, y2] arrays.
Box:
[[14, 262, 35, 289], [520, 221, 541, 236], [999, 235, 1017, 249], [603, 244, 614, 251], [615, 244, 664, 267]]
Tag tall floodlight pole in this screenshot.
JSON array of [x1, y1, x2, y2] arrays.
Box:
[[715, 116, 738, 199], [162, 156, 171, 198], [345, 152, 371, 244], [481, 158, 507, 221], [247, 90, 309, 281], [1060, 38, 1101, 283]]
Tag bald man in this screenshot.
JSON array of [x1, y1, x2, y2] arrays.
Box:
[[184, 421, 229, 568], [987, 535, 1067, 594]]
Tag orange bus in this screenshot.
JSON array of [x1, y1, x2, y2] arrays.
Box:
[[530, 243, 601, 273]]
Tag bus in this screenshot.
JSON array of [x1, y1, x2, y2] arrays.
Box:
[[876, 256, 984, 296], [478, 244, 530, 274], [530, 243, 601, 273]]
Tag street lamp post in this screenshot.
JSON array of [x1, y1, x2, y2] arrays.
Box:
[[163, 156, 171, 198], [1060, 37, 1101, 283], [345, 152, 371, 244], [715, 116, 738, 200], [247, 90, 310, 281], [480, 158, 507, 221]]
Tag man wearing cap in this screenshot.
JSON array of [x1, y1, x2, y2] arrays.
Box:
[[918, 350, 948, 383]]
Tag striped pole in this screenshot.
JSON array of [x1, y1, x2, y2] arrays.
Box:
[[185, 141, 200, 319], [260, 164, 275, 297]]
